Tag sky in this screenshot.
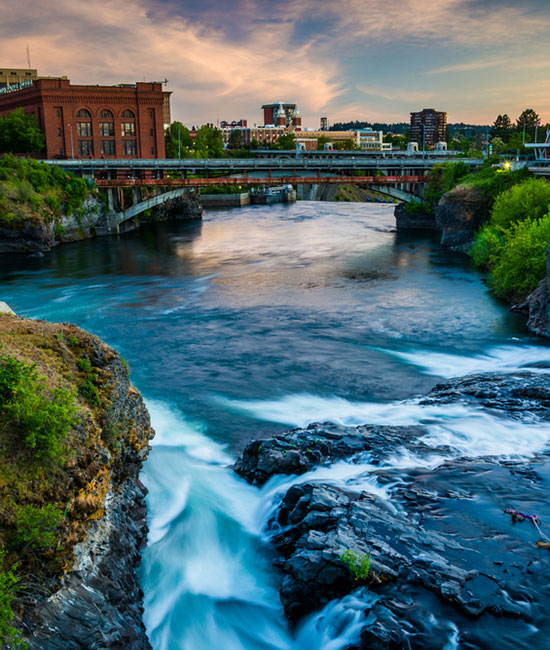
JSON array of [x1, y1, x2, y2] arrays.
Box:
[[0, 0, 549, 128]]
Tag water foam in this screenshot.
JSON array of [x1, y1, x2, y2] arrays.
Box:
[[382, 344, 550, 377]]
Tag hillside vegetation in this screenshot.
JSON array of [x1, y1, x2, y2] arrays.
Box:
[[0, 314, 152, 647], [0, 155, 93, 231], [470, 178, 550, 299]]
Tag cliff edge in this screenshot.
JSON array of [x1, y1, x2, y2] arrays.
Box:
[[0, 310, 154, 648]]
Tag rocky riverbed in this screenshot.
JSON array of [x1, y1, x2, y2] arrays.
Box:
[[235, 372, 550, 649]]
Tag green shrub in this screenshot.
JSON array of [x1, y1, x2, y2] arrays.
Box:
[[489, 215, 550, 298], [490, 178, 550, 229], [0, 549, 24, 649], [469, 223, 506, 269], [340, 549, 370, 581], [13, 504, 62, 551], [76, 358, 92, 373], [0, 354, 78, 463]]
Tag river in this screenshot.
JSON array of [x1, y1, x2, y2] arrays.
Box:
[[1, 202, 548, 649]]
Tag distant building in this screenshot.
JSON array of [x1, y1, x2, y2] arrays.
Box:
[[356, 128, 391, 151], [410, 108, 447, 148], [0, 67, 37, 89], [320, 117, 328, 131], [0, 77, 169, 159], [261, 102, 301, 129], [220, 119, 247, 129], [221, 125, 286, 148]]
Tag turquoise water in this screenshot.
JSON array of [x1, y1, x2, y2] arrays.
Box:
[[1, 202, 546, 649]]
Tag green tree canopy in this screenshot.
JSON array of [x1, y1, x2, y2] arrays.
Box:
[[228, 129, 243, 150], [194, 125, 224, 158], [516, 108, 540, 129], [491, 114, 513, 140], [275, 133, 296, 150], [164, 122, 193, 158], [317, 135, 331, 149], [0, 108, 45, 154]]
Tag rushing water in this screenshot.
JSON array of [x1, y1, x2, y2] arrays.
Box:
[[1, 202, 549, 649]]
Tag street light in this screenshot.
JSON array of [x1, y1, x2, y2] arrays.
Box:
[[67, 123, 74, 159]]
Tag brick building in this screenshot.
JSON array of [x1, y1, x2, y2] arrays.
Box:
[[410, 108, 447, 148], [0, 77, 170, 159]]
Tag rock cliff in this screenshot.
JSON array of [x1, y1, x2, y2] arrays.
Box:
[[0, 312, 154, 648], [434, 184, 489, 249], [523, 244, 550, 338]]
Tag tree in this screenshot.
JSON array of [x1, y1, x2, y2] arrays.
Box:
[[275, 133, 296, 150], [490, 136, 505, 154], [228, 129, 243, 150], [333, 139, 356, 151], [250, 138, 260, 150], [317, 135, 331, 150], [491, 114, 513, 141], [516, 108, 540, 130], [0, 108, 45, 154], [194, 125, 224, 158], [164, 121, 193, 158]]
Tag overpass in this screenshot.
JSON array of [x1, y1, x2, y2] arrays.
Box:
[[41, 155, 484, 228]]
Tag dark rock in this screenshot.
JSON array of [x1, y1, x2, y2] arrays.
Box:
[[236, 371, 550, 649], [394, 202, 436, 231], [524, 244, 550, 338], [234, 424, 434, 486], [149, 192, 203, 221], [435, 185, 489, 248]]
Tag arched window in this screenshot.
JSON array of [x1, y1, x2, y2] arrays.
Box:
[[100, 109, 114, 137], [121, 109, 136, 137], [76, 108, 92, 138]]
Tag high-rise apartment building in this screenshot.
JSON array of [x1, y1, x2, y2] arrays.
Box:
[[410, 108, 447, 148]]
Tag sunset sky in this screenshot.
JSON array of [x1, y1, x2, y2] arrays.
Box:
[[1, 0, 549, 128]]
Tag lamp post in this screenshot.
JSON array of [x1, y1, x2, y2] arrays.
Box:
[[178, 121, 181, 160], [67, 123, 74, 159], [422, 123, 425, 159]]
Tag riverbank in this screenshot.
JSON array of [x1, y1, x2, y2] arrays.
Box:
[[0, 309, 154, 648], [0, 155, 202, 254]]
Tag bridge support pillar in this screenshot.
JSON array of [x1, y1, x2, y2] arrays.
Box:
[[132, 187, 140, 207]]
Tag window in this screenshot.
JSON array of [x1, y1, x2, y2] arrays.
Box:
[[77, 122, 92, 137], [100, 122, 114, 136], [149, 109, 155, 120], [123, 140, 137, 156], [100, 109, 113, 119], [57, 128, 62, 136], [121, 122, 136, 137], [76, 109, 91, 118], [10, 72, 16, 76], [121, 109, 135, 119], [150, 128, 154, 136], [78, 140, 93, 156], [150, 146, 155, 155], [25, 72, 31, 76], [56, 108, 60, 118], [101, 140, 116, 156]]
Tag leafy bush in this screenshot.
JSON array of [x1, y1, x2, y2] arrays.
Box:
[[0, 354, 78, 463], [489, 215, 550, 298], [490, 178, 550, 229], [13, 504, 62, 551], [424, 161, 470, 206], [0, 549, 24, 649], [340, 549, 370, 581], [469, 223, 506, 269]]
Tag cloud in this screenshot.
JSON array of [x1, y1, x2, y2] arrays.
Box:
[[356, 85, 435, 104], [0, 0, 342, 125]]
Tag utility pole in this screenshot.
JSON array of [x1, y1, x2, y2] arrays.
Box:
[[178, 122, 181, 160]]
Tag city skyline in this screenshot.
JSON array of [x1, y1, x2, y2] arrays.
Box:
[[0, 0, 549, 128]]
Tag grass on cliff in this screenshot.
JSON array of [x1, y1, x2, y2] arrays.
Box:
[[0, 315, 149, 645], [0, 154, 92, 229], [470, 178, 550, 299]]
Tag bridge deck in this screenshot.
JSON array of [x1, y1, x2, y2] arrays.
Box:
[[95, 175, 424, 187]]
